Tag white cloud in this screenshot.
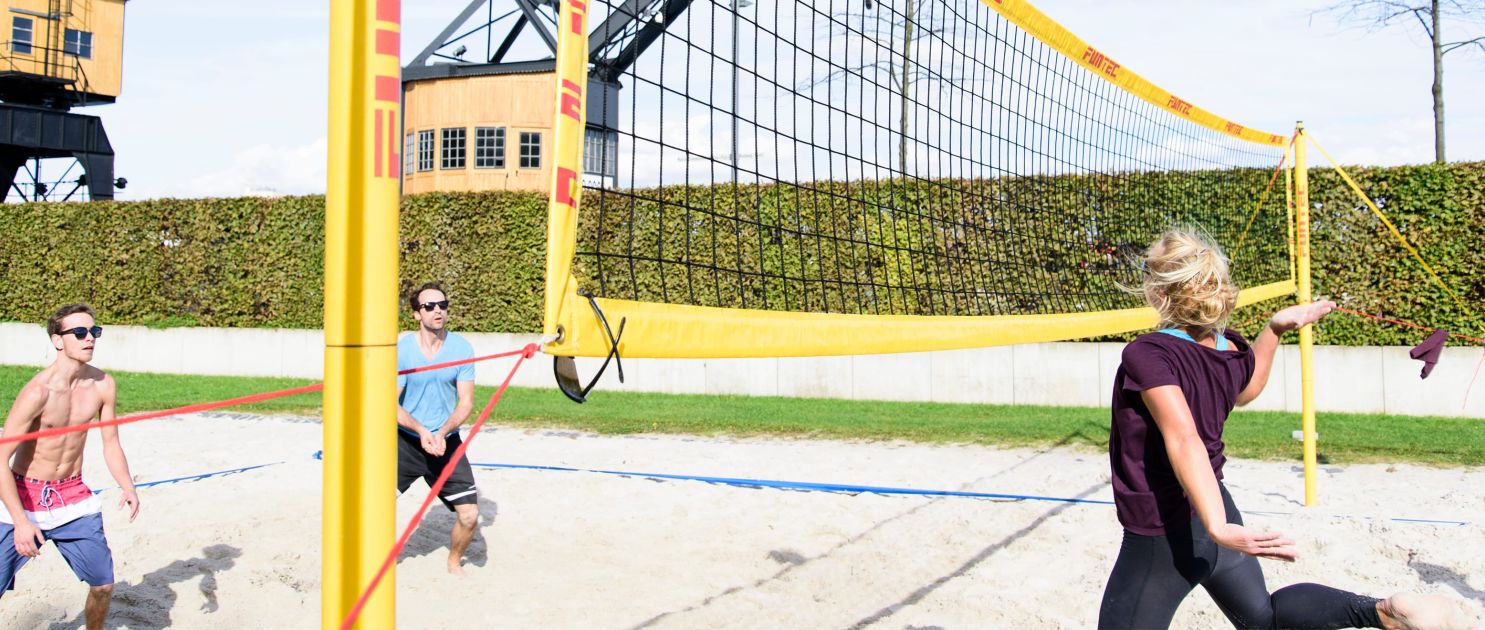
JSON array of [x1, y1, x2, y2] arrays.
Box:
[[165, 138, 328, 199], [98, 0, 1482, 202], [158, 4, 329, 21], [1318, 116, 1436, 166]]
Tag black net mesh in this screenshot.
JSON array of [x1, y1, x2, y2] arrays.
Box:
[[576, 0, 1288, 317]]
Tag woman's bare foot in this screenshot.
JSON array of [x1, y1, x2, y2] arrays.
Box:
[[1377, 593, 1481, 630]]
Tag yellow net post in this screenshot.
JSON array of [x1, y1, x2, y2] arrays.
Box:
[[1293, 122, 1317, 507], [324, 0, 400, 626], [542, 0, 591, 348]]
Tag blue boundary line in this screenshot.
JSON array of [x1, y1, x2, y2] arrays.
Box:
[[1244, 510, 1468, 527], [467, 461, 1470, 526], [470, 462, 1116, 505], [92, 462, 283, 494], [1390, 517, 1469, 525], [308, 451, 1470, 526]]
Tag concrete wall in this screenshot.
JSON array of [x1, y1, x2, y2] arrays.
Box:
[[2, 323, 1481, 418]]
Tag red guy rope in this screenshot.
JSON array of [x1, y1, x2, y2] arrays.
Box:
[[338, 343, 538, 630], [1333, 306, 1485, 345], [1333, 306, 1485, 408], [1463, 349, 1485, 410], [0, 347, 533, 446]]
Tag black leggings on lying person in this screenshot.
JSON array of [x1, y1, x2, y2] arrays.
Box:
[[1098, 484, 1383, 629]]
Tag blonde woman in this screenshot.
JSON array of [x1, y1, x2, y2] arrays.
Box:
[[1097, 229, 1474, 629]]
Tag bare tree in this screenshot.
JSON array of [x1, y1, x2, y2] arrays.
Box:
[[810, 0, 954, 174], [1317, 1, 1485, 163]]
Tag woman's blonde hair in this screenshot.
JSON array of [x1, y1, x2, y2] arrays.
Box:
[[1139, 228, 1239, 336]]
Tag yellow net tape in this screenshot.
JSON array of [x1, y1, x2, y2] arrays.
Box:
[[1285, 144, 1296, 285], [982, 0, 1286, 146]]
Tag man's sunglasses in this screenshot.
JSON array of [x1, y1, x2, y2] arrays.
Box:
[[417, 300, 450, 312], [58, 326, 103, 340]]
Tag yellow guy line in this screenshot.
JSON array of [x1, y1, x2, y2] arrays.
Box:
[[1307, 134, 1482, 330], [1232, 132, 1296, 255]]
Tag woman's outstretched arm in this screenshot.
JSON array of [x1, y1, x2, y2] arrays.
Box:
[[1236, 300, 1336, 406]]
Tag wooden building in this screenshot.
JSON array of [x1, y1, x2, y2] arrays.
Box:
[[401, 0, 647, 195], [0, 0, 124, 106], [402, 71, 557, 195], [0, 0, 125, 200]]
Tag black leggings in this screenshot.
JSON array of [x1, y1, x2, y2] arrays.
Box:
[[1098, 485, 1383, 629]]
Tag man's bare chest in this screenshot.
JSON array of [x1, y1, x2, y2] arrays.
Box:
[[39, 387, 102, 429]]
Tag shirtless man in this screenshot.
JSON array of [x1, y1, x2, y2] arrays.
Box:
[[0, 304, 140, 629]]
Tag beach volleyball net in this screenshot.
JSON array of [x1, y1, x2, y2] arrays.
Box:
[[542, 0, 1295, 359]]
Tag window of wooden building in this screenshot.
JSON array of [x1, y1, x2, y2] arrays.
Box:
[[11, 17, 32, 55], [440, 127, 465, 169], [417, 130, 435, 172], [63, 28, 91, 58], [475, 127, 504, 169], [519, 131, 541, 169]]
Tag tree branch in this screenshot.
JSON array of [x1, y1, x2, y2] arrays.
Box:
[[1442, 35, 1485, 54], [1440, 0, 1485, 23], [1410, 7, 1433, 37], [1313, 0, 1434, 35], [802, 61, 897, 89]]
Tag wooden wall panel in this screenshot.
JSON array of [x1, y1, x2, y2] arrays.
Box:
[[402, 72, 555, 194]]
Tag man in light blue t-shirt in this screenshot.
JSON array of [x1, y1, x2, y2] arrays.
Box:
[[396, 282, 480, 574]]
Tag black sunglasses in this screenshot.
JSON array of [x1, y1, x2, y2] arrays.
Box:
[[59, 326, 103, 340], [417, 300, 450, 312]]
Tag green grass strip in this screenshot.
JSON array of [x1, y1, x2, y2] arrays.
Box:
[[2, 365, 1480, 466]]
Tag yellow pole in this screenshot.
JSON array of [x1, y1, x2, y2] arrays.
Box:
[[1294, 122, 1317, 507], [325, 0, 400, 627], [542, 0, 593, 349]]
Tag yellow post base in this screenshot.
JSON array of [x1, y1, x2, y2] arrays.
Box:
[[1299, 325, 1317, 506], [322, 346, 397, 629]]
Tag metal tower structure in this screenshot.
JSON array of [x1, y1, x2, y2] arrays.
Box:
[[406, 0, 696, 80]]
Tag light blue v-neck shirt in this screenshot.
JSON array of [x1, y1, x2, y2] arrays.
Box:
[[396, 332, 475, 434]]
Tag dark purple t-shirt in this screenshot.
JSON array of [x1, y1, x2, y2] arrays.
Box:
[[1109, 329, 1255, 535]]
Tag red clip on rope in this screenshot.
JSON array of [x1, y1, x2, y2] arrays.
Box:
[[338, 343, 538, 630], [0, 347, 533, 446]]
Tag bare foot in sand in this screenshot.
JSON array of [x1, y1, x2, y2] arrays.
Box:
[[1378, 593, 1480, 630]]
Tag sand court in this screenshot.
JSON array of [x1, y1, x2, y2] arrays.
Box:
[[3, 412, 1481, 628]]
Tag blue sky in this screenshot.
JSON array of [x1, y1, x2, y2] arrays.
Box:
[[97, 0, 1484, 199]]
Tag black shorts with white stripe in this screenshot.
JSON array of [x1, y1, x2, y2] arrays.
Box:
[[397, 429, 479, 510]]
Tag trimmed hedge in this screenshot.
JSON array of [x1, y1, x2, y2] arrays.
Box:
[[1305, 163, 1485, 346], [0, 192, 547, 334], [0, 162, 1479, 345], [574, 170, 1289, 318]]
